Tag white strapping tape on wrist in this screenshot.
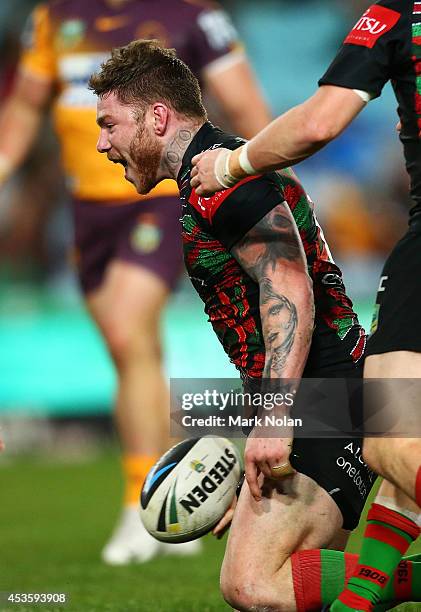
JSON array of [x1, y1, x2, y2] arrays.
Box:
[[239, 141, 257, 175], [214, 149, 238, 189]]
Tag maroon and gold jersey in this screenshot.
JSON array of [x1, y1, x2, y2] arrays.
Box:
[[178, 123, 366, 379], [20, 0, 242, 201], [319, 0, 421, 216]]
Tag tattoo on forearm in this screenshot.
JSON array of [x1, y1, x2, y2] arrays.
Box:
[[231, 203, 306, 376], [260, 277, 297, 376], [166, 129, 194, 167]]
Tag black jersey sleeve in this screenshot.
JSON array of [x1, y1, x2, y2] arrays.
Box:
[[208, 174, 284, 251], [319, 0, 409, 99]]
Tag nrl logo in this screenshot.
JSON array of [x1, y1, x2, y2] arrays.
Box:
[[190, 459, 206, 473]]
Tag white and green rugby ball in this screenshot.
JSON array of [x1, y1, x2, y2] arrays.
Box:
[[140, 437, 242, 543]]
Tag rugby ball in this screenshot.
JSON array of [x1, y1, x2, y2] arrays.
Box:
[[140, 437, 242, 543]]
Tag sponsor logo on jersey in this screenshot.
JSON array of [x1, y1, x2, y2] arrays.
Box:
[[188, 190, 212, 219], [188, 175, 259, 222], [58, 53, 108, 82], [57, 53, 108, 108], [57, 19, 86, 49], [58, 86, 98, 108], [336, 442, 375, 499], [131, 215, 162, 253], [344, 5, 401, 49]]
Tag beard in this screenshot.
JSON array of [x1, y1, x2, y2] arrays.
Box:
[[128, 124, 163, 195]]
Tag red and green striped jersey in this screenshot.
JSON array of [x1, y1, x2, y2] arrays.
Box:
[[177, 122, 366, 378]]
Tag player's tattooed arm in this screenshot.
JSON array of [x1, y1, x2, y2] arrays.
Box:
[[233, 203, 303, 274], [233, 203, 314, 499], [259, 278, 297, 377], [231, 202, 314, 380], [232, 203, 313, 498]]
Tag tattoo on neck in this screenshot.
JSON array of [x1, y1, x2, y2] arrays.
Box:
[[166, 129, 193, 167]]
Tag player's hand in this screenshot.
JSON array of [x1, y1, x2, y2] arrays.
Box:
[[244, 435, 294, 501], [212, 494, 237, 539], [190, 148, 228, 196]]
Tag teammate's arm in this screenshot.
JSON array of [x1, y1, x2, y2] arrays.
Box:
[[192, 0, 403, 194], [230, 85, 365, 174], [0, 70, 53, 186], [231, 202, 314, 500], [202, 54, 272, 139], [190, 85, 365, 195]]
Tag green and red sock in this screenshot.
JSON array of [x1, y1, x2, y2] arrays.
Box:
[[331, 503, 420, 611], [291, 549, 356, 611], [382, 554, 419, 603], [291, 534, 421, 611]]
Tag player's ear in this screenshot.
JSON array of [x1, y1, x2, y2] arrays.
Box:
[[152, 103, 169, 136]]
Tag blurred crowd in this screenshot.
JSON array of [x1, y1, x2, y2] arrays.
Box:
[[0, 0, 410, 302]]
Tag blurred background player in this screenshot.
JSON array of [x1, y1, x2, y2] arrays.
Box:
[[0, 0, 271, 565]]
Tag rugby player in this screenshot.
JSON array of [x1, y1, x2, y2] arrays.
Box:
[[0, 0, 271, 565], [89, 40, 421, 611], [191, 1, 421, 609]]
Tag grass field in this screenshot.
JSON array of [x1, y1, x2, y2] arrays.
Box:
[[0, 449, 420, 612]]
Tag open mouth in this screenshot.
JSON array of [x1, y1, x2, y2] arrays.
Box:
[[109, 157, 128, 168]]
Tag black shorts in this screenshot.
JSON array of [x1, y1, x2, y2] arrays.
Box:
[[290, 321, 375, 531], [366, 219, 421, 356]]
